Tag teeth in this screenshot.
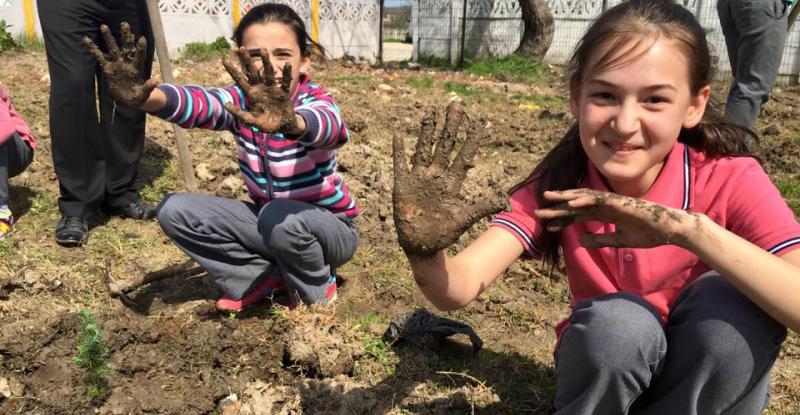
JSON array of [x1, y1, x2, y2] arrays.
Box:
[[607, 143, 638, 151]]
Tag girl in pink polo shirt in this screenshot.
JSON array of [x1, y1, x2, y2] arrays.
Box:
[[392, 0, 800, 413]]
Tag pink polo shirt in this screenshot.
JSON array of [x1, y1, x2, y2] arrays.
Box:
[[491, 141, 800, 338]]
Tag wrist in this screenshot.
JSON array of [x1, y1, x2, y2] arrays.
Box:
[[287, 112, 306, 136], [672, 211, 710, 250]]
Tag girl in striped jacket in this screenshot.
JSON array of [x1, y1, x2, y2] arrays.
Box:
[[86, 3, 358, 311]]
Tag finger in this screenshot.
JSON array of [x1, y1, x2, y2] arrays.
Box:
[[120, 22, 135, 52], [280, 63, 292, 93], [224, 102, 258, 126], [259, 49, 276, 88], [430, 101, 465, 170], [410, 109, 438, 173], [542, 215, 576, 232], [464, 196, 506, 226], [133, 36, 148, 74], [580, 232, 623, 248], [237, 47, 262, 85], [222, 53, 252, 94], [100, 24, 121, 60], [448, 117, 486, 193], [82, 36, 107, 66], [392, 132, 410, 181]]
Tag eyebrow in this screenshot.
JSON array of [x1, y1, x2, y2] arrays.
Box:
[[246, 47, 295, 56], [587, 79, 677, 92]]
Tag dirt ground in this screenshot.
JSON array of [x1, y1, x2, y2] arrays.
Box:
[[0, 50, 798, 414]]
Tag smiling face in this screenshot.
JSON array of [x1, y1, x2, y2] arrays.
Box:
[[240, 21, 311, 95], [570, 37, 709, 197]]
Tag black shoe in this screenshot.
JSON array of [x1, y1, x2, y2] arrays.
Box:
[[107, 199, 157, 220], [55, 216, 88, 247]]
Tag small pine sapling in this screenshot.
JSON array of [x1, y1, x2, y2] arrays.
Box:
[[73, 309, 111, 399]]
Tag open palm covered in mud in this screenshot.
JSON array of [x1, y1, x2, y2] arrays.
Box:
[[392, 102, 505, 257]]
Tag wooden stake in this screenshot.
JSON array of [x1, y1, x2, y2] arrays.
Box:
[[144, 0, 199, 192]]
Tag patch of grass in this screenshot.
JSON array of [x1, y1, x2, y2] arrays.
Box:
[[331, 74, 371, 83], [442, 81, 477, 96], [27, 191, 58, 220], [775, 177, 800, 217], [360, 333, 396, 374], [415, 55, 454, 69], [405, 75, 435, 89], [464, 54, 550, 84], [0, 20, 19, 53], [14, 33, 45, 52], [0, 238, 13, 256], [181, 36, 231, 60], [74, 309, 111, 400], [511, 93, 567, 107], [140, 157, 181, 204]]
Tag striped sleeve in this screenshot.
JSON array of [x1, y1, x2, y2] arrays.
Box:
[[152, 84, 241, 132], [293, 82, 349, 150], [489, 182, 544, 258], [725, 159, 800, 256]]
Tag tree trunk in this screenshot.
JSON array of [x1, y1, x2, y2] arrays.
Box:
[[515, 0, 554, 59]]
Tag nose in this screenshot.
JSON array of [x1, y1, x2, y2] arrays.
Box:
[[610, 98, 640, 135]]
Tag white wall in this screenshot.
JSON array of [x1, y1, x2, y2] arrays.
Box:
[[413, 0, 800, 82], [0, 0, 380, 60]]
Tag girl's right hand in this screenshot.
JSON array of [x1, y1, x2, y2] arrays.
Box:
[[83, 23, 157, 109], [392, 102, 505, 257]]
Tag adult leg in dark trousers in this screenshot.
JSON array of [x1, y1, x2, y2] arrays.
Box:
[[38, 0, 156, 247], [717, 0, 789, 128]]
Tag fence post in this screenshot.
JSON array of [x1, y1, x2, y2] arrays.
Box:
[[232, 0, 241, 28], [379, 0, 384, 64], [458, 0, 467, 67], [311, 0, 320, 44], [23, 0, 36, 40]]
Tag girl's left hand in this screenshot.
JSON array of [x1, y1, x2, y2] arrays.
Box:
[[222, 48, 298, 134], [534, 189, 697, 249]]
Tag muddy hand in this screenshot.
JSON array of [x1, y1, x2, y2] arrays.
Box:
[[83, 22, 156, 108], [222, 48, 297, 133], [393, 102, 506, 257], [534, 189, 696, 248]]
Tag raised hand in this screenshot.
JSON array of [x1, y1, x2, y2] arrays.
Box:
[[83, 23, 156, 108], [221, 48, 297, 133], [535, 189, 698, 248], [393, 102, 506, 257]]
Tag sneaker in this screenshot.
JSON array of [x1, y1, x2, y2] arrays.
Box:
[[215, 274, 286, 312], [55, 215, 88, 247], [288, 274, 337, 310], [0, 205, 12, 240]]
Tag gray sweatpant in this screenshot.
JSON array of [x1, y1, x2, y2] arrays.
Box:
[[156, 193, 359, 303], [0, 133, 34, 206], [553, 274, 786, 414], [717, 0, 789, 128]]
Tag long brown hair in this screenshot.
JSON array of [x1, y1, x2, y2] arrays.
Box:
[[516, 0, 757, 268]]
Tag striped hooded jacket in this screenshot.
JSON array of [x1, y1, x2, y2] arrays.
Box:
[[153, 75, 359, 218]]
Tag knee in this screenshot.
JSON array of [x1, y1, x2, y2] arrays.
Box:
[[670, 276, 786, 371], [258, 200, 310, 249], [562, 293, 665, 374], [156, 193, 192, 233]]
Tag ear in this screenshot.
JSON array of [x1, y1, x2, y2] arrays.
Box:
[[569, 82, 581, 118], [299, 55, 311, 75], [683, 84, 710, 128]]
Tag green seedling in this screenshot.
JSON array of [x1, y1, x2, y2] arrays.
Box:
[[74, 309, 111, 399]]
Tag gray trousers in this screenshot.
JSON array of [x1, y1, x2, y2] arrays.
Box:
[[0, 133, 34, 206], [553, 275, 786, 415], [717, 0, 789, 128], [156, 193, 359, 303]]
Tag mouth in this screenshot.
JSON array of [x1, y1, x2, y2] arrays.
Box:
[[603, 141, 642, 153]]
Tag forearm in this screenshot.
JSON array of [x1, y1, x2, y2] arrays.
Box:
[[408, 251, 479, 311], [680, 214, 800, 331], [141, 87, 166, 112]]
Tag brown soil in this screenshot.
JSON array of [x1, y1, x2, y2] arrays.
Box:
[[0, 50, 798, 414]]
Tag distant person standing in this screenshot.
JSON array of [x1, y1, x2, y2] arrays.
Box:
[[37, 0, 157, 247], [717, 0, 792, 128]]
